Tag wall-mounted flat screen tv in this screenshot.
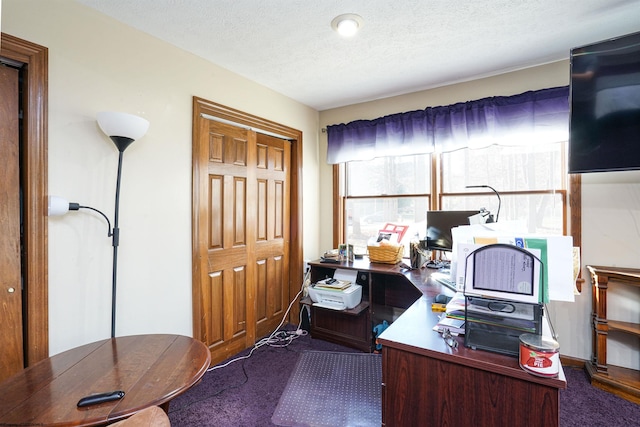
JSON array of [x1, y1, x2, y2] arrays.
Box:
[[569, 31, 640, 174]]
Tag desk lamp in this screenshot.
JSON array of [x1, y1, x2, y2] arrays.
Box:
[[466, 185, 501, 222], [48, 112, 149, 338]]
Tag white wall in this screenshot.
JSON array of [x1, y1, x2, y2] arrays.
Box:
[[319, 62, 640, 368], [2, 0, 322, 355], [579, 171, 640, 369]]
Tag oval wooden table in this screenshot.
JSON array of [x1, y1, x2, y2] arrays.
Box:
[[0, 334, 211, 426]]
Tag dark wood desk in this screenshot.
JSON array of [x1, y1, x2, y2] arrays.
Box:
[[379, 296, 567, 427], [307, 259, 566, 427], [0, 334, 211, 426]]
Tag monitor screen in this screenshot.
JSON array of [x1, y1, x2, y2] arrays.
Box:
[[426, 210, 480, 252]]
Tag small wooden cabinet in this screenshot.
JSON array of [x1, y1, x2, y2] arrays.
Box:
[[307, 300, 372, 351], [586, 265, 640, 404]]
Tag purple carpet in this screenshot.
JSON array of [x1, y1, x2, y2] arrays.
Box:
[[167, 329, 639, 426], [167, 331, 355, 426], [559, 366, 639, 426]]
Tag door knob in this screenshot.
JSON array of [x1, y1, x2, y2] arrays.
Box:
[[7, 287, 15, 293]]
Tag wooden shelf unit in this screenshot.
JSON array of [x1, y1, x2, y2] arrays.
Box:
[[586, 265, 640, 404]]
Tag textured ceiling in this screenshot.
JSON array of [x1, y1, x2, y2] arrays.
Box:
[[76, 0, 640, 111]]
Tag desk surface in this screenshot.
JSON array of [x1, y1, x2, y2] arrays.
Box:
[[0, 334, 211, 426]]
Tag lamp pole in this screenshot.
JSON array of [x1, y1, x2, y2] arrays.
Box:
[[97, 111, 149, 338], [108, 136, 134, 338]]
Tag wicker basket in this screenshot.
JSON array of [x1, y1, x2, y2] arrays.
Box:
[[368, 244, 403, 264]]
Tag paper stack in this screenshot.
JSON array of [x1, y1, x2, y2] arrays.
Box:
[[314, 278, 351, 291], [433, 292, 466, 335]]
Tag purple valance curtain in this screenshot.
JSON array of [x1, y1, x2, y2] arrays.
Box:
[[326, 86, 569, 164]]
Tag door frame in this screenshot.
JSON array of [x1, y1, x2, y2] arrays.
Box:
[[191, 96, 304, 342], [1, 33, 49, 364]]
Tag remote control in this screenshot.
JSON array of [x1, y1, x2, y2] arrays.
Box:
[[77, 390, 125, 407]]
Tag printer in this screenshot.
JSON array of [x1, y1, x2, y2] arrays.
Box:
[[309, 283, 362, 310]]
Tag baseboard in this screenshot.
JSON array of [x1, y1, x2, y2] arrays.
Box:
[[560, 354, 586, 369]]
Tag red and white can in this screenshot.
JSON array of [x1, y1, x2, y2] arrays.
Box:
[[519, 333, 560, 378]]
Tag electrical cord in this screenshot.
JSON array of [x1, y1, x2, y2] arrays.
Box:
[[169, 270, 311, 416], [207, 269, 310, 372]]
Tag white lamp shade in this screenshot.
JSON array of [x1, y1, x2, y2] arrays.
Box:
[[97, 111, 150, 141], [48, 196, 70, 216]]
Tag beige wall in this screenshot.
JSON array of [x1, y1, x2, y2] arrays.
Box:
[[319, 63, 640, 368], [2, 0, 322, 355]]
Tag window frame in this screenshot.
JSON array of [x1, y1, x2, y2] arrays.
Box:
[[332, 155, 584, 291]]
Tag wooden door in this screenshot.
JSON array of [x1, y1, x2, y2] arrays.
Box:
[[1, 33, 49, 369], [194, 119, 291, 364], [0, 64, 25, 382], [202, 121, 257, 361], [192, 98, 302, 366], [254, 133, 290, 339]]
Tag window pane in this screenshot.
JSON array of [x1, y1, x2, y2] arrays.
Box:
[[346, 196, 429, 255], [347, 154, 431, 196], [442, 193, 564, 234], [340, 142, 567, 257], [440, 142, 566, 236], [442, 143, 563, 192]]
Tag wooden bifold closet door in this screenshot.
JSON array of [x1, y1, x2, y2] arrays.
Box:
[[192, 98, 298, 365]]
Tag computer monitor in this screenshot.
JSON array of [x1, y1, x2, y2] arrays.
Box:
[[425, 210, 480, 252]]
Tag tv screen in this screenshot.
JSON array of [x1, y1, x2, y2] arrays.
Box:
[[426, 210, 480, 252], [569, 31, 640, 173]]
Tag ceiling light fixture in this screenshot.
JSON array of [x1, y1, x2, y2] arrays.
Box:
[[331, 13, 363, 38]]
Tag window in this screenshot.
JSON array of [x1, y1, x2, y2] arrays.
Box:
[[342, 155, 431, 254], [441, 142, 566, 235], [337, 141, 568, 256]]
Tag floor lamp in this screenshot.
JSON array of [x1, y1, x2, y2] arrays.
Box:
[[48, 112, 149, 338]]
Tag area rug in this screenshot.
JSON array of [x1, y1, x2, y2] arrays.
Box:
[[271, 351, 382, 427]]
